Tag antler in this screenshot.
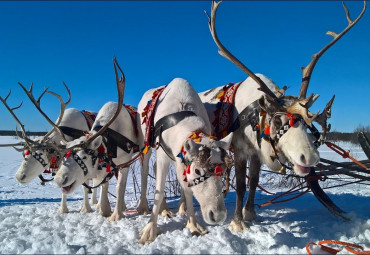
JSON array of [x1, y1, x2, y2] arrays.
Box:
[[299, 1, 366, 99], [205, 0, 278, 101], [18, 81, 71, 145], [66, 57, 125, 150], [286, 93, 321, 127], [315, 95, 335, 136], [0, 90, 35, 149]]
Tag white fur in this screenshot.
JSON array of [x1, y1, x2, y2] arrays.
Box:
[[138, 78, 230, 244], [54, 102, 147, 220], [199, 74, 320, 230], [14, 108, 97, 213]]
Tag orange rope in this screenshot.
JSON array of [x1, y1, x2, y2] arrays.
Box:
[[306, 240, 370, 255], [325, 142, 370, 170]]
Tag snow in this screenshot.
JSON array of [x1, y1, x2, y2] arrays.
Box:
[[0, 136, 369, 254]]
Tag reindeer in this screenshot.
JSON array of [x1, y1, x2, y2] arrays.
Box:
[[0, 83, 101, 214], [199, 0, 366, 231], [137, 77, 233, 244], [54, 58, 150, 221]]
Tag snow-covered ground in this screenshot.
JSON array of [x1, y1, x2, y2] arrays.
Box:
[[0, 136, 368, 254]]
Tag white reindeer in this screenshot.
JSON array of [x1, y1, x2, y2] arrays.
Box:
[[0, 84, 99, 214], [199, 0, 366, 231], [137, 77, 233, 244], [54, 58, 149, 221]]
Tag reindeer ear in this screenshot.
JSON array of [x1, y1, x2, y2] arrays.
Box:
[[183, 138, 202, 159], [89, 136, 103, 150], [258, 95, 280, 115], [214, 132, 233, 151]]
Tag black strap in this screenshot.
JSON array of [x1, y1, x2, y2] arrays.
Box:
[[58, 126, 85, 139], [153, 111, 197, 146], [151, 111, 197, 160], [228, 100, 260, 134], [93, 126, 139, 157]]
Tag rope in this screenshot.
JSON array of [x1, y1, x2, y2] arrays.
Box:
[[325, 142, 370, 170], [306, 240, 370, 255]]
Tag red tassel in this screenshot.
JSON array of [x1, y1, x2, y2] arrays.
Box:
[[65, 151, 72, 158], [51, 156, 57, 163], [264, 126, 271, 135], [214, 165, 224, 177], [106, 164, 111, 173], [186, 164, 191, 174]]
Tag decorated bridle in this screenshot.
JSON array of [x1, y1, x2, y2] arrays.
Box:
[[177, 132, 225, 187]]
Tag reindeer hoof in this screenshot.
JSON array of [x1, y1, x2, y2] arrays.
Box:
[[109, 211, 125, 222], [57, 207, 69, 214], [137, 199, 150, 215], [230, 220, 248, 232], [160, 209, 175, 218], [139, 222, 157, 244], [185, 221, 208, 236], [80, 206, 93, 213]]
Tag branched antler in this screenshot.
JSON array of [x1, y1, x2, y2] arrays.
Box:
[[66, 57, 125, 151], [299, 1, 366, 99], [0, 90, 35, 149], [18, 81, 71, 145], [205, 0, 278, 101]]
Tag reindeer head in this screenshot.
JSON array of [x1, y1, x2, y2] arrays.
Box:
[[180, 133, 232, 224], [0, 80, 72, 183], [54, 58, 126, 194], [206, 0, 366, 176]]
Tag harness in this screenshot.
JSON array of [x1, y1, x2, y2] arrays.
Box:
[[211, 82, 323, 171], [141, 86, 198, 160], [66, 106, 141, 192], [177, 132, 224, 187], [35, 111, 98, 184]]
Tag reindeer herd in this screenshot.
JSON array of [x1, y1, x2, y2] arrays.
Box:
[[0, 0, 366, 245]]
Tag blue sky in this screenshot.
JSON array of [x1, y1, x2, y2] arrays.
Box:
[[0, 1, 369, 132]]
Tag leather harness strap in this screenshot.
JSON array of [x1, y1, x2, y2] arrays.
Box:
[[58, 126, 85, 140], [93, 125, 139, 158], [152, 111, 197, 160]]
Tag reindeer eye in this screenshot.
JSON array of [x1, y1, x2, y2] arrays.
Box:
[[273, 118, 282, 128], [195, 169, 201, 175], [82, 156, 87, 160]]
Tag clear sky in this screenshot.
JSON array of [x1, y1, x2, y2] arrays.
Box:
[[0, 1, 369, 133]]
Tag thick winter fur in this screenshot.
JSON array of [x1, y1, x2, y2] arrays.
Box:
[[14, 108, 98, 214], [199, 74, 320, 231], [54, 102, 146, 220], [137, 78, 232, 244]]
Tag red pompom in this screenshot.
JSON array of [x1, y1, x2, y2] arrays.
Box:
[[214, 165, 224, 177], [186, 164, 191, 174], [106, 164, 111, 173], [24, 150, 30, 156], [65, 151, 72, 158]]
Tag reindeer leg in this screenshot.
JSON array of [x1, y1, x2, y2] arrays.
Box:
[[230, 150, 248, 232], [154, 161, 175, 218], [57, 193, 69, 214], [243, 154, 261, 222], [109, 166, 129, 222], [90, 179, 98, 205], [139, 150, 170, 244], [177, 187, 187, 216], [137, 151, 151, 215], [183, 185, 208, 236], [98, 181, 111, 217], [80, 184, 93, 213]]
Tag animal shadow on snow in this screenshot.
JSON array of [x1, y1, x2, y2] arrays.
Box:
[[0, 197, 82, 207]]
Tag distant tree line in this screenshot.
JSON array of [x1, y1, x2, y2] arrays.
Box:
[[0, 130, 47, 136], [326, 124, 370, 144]]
